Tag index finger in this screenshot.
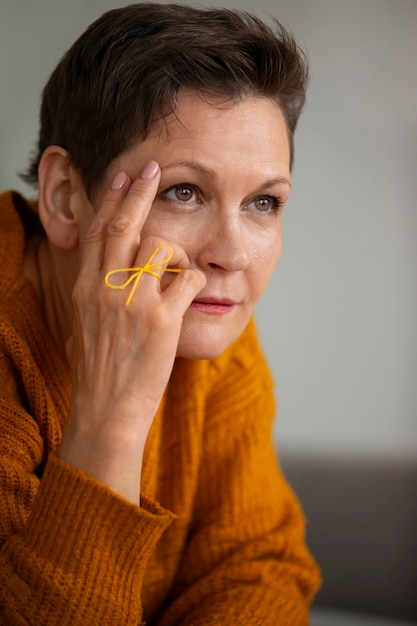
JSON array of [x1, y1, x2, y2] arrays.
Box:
[[80, 161, 160, 276], [102, 161, 161, 271], [79, 171, 132, 274]]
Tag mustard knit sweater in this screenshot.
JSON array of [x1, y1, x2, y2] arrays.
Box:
[[0, 190, 320, 625]]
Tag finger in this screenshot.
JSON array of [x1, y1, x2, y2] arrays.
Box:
[[162, 267, 207, 317], [80, 172, 132, 275], [103, 161, 161, 270], [157, 241, 194, 291], [105, 238, 187, 306]]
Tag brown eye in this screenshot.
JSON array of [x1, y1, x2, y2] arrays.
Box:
[[173, 185, 196, 202], [161, 183, 200, 207], [247, 196, 281, 212], [255, 197, 273, 211]]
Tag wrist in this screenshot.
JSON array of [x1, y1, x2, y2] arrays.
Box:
[[58, 418, 149, 504]]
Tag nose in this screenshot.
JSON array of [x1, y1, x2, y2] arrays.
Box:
[[196, 216, 250, 273]]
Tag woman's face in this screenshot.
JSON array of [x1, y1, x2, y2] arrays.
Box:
[[95, 91, 291, 359]]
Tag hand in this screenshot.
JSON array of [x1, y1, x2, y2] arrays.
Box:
[[58, 161, 206, 502]]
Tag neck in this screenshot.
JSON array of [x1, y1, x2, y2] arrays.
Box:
[[24, 236, 75, 361]]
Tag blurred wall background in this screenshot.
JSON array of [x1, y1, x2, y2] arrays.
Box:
[[1, 2, 417, 619], [1, 0, 415, 462]]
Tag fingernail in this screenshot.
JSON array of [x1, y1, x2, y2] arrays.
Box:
[[111, 171, 128, 190], [141, 160, 159, 180]]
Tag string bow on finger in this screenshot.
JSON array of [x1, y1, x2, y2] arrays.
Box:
[[104, 245, 181, 307]]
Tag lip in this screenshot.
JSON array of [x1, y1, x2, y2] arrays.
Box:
[[190, 297, 237, 315]]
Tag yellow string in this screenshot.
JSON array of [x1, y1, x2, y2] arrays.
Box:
[[104, 245, 181, 307]]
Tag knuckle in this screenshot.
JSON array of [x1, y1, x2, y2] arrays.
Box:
[[85, 218, 107, 242], [180, 268, 206, 290], [107, 217, 135, 235], [141, 235, 164, 252]]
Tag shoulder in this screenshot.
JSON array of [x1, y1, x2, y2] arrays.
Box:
[[0, 190, 40, 298], [0, 317, 39, 415]]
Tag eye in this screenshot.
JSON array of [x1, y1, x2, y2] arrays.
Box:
[[164, 184, 198, 203], [246, 195, 282, 212]]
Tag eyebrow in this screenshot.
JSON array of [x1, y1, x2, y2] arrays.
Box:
[[161, 160, 292, 189]]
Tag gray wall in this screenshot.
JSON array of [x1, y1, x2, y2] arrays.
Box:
[[1, 0, 416, 462]]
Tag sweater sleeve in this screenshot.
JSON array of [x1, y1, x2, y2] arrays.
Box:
[[0, 330, 174, 626], [156, 320, 321, 626]]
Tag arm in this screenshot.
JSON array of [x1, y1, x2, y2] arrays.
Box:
[[156, 321, 321, 625], [0, 329, 174, 625], [0, 163, 205, 624], [58, 163, 205, 503]]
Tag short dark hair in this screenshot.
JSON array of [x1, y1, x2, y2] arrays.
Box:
[[23, 3, 309, 198]]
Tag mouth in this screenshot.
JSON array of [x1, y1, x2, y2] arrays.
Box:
[[190, 297, 237, 315]]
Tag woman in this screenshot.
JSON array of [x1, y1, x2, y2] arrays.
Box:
[[0, 4, 321, 624]]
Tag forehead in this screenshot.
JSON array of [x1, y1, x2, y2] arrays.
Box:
[[156, 90, 289, 159], [103, 90, 291, 191]]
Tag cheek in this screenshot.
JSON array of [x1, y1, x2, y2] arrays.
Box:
[[249, 235, 282, 297], [141, 210, 184, 242], [141, 212, 202, 259]]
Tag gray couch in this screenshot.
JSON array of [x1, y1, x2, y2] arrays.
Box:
[[280, 452, 417, 623]]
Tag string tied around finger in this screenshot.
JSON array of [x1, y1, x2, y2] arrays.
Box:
[[104, 245, 181, 307]]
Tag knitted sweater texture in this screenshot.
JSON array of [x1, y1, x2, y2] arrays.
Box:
[[0, 190, 320, 625]]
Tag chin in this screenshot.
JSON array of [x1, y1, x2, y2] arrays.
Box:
[[176, 316, 246, 360], [176, 334, 228, 361], [176, 344, 225, 361]]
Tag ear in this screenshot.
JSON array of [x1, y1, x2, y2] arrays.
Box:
[[37, 146, 84, 250]]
